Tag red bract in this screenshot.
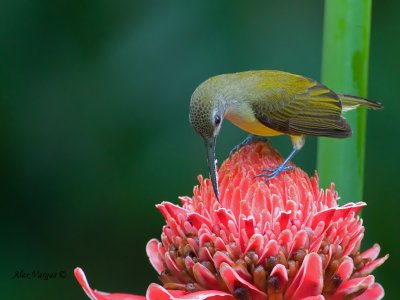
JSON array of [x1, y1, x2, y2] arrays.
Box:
[[75, 142, 388, 300]]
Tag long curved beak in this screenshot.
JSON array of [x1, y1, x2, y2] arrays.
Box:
[[204, 137, 219, 201]]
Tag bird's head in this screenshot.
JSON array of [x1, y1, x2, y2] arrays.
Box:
[[189, 79, 226, 201]]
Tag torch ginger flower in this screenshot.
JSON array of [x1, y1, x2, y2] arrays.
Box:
[[75, 142, 388, 300]]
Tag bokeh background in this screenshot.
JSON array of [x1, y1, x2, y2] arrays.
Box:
[[1, 0, 399, 299]]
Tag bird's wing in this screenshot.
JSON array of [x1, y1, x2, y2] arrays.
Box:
[[251, 78, 352, 138]]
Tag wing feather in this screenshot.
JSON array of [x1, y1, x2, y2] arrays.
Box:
[[252, 77, 352, 138]]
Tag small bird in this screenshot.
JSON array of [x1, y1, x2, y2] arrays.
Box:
[[189, 70, 383, 201]]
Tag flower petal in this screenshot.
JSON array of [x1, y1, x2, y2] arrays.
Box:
[[353, 283, 385, 300], [355, 254, 389, 277], [332, 275, 375, 300], [146, 284, 186, 300], [192, 263, 220, 290], [146, 283, 234, 300], [74, 268, 98, 300], [188, 212, 213, 230], [244, 233, 263, 255], [289, 229, 309, 256], [269, 263, 288, 292], [336, 256, 354, 282], [359, 243, 381, 261], [257, 239, 280, 264], [311, 207, 336, 231], [284, 253, 323, 300], [276, 210, 291, 230], [146, 239, 164, 274], [74, 268, 146, 300], [219, 262, 267, 300]]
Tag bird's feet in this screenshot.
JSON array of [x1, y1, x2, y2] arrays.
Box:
[[229, 134, 269, 157], [255, 163, 294, 181], [255, 147, 298, 181]]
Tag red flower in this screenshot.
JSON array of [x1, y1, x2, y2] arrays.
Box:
[[75, 142, 388, 300]]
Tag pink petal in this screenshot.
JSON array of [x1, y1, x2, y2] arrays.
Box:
[[309, 233, 324, 252], [216, 208, 237, 231], [146, 239, 164, 274], [359, 244, 381, 261], [156, 202, 187, 236], [342, 233, 364, 257], [188, 212, 213, 230], [244, 233, 263, 255], [198, 245, 213, 261], [285, 253, 323, 300], [243, 216, 255, 239], [213, 251, 235, 269], [332, 275, 375, 300], [302, 297, 325, 300], [353, 283, 385, 300], [356, 254, 389, 277], [184, 256, 196, 271], [192, 263, 220, 290], [276, 210, 291, 230], [157, 202, 188, 223], [257, 239, 280, 264], [219, 262, 267, 300], [336, 257, 354, 282], [74, 268, 146, 300], [322, 245, 333, 271], [311, 208, 336, 230], [146, 284, 186, 300], [332, 203, 365, 221], [278, 229, 293, 251], [289, 230, 309, 256], [270, 264, 288, 292], [164, 252, 189, 283], [146, 283, 234, 300], [214, 237, 228, 251]]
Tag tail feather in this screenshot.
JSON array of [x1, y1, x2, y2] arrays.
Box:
[[339, 94, 383, 112]]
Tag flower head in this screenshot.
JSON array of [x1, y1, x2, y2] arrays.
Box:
[[75, 142, 388, 300]]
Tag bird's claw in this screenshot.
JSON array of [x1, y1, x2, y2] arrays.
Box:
[[261, 165, 294, 173], [255, 164, 294, 181], [229, 135, 269, 157], [229, 144, 243, 157]]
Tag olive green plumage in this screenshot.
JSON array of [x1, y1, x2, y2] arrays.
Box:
[[189, 70, 383, 200]]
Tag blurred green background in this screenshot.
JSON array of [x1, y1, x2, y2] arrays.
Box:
[[1, 0, 398, 299]]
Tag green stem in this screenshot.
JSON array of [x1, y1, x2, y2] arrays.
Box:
[[317, 0, 372, 203]]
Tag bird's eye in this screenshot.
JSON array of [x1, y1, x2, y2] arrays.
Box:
[[214, 115, 221, 126]]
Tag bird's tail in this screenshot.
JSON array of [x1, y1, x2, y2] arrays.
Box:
[[339, 94, 383, 112]]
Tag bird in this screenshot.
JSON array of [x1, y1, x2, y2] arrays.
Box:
[[189, 70, 383, 201]]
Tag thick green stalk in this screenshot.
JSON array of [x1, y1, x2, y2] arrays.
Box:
[[317, 0, 372, 203]]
